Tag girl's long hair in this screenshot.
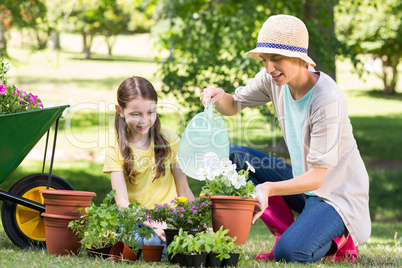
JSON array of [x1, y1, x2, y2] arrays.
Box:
[[115, 76, 171, 184]]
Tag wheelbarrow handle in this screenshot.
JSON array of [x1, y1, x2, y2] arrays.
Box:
[[0, 190, 45, 213]]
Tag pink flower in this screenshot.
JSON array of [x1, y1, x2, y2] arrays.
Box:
[[0, 84, 6, 95], [27, 93, 38, 105], [13, 87, 21, 97]]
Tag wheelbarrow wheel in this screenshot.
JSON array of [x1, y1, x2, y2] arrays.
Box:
[[1, 173, 74, 249]]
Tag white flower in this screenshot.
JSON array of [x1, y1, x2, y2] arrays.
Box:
[[231, 174, 247, 189], [206, 168, 221, 181], [197, 167, 208, 181], [221, 173, 233, 187], [220, 157, 233, 171], [245, 161, 255, 173]]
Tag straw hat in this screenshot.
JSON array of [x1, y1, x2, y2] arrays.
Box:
[[246, 14, 316, 67]]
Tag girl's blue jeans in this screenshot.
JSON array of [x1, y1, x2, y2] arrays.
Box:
[[229, 145, 347, 263]]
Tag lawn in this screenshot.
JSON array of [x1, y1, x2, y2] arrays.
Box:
[[0, 31, 401, 267]]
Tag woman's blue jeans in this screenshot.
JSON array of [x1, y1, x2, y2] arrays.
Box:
[[229, 145, 347, 263]]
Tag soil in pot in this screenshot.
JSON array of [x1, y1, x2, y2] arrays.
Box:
[[142, 244, 164, 263]]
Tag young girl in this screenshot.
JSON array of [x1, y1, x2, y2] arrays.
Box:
[[103, 76, 195, 248]]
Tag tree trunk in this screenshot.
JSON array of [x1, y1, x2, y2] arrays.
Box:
[[304, 1, 336, 81], [0, 20, 7, 57], [105, 35, 112, 56], [82, 31, 92, 59], [51, 32, 61, 50], [382, 59, 398, 95]]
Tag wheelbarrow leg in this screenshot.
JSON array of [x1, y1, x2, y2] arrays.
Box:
[[47, 117, 60, 189]]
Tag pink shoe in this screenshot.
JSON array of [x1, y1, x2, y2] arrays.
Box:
[[332, 234, 358, 263], [327, 233, 358, 263], [256, 196, 294, 261]]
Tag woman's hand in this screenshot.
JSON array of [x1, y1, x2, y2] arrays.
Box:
[[200, 88, 225, 108], [252, 182, 271, 224]]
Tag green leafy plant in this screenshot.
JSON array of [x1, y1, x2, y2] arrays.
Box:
[[167, 227, 242, 260], [0, 58, 43, 114], [68, 190, 148, 249], [143, 194, 212, 229], [167, 229, 206, 257], [199, 226, 238, 261]]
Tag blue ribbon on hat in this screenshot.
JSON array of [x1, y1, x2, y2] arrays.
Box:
[[256, 42, 307, 54]]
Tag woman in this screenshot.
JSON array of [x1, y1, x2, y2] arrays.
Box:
[[201, 14, 370, 263]]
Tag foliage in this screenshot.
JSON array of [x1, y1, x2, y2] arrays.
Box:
[[335, 0, 402, 94], [199, 156, 260, 199], [154, 0, 345, 120], [0, 58, 43, 114], [167, 228, 205, 256], [0, 0, 48, 55], [67, 0, 154, 58], [198, 226, 239, 260], [143, 194, 212, 229], [167, 227, 241, 260], [68, 190, 150, 249]]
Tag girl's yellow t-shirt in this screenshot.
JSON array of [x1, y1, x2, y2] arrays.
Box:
[[103, 128, 180, 209]]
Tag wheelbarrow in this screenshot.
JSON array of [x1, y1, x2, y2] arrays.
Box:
[[0, 105, 75, 249]]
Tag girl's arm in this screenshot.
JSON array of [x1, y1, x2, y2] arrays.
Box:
[[110, 171, 130, 208], [171, 162, 195, 201], [252, 167, 327, 223], [111, 171, 168, 241]]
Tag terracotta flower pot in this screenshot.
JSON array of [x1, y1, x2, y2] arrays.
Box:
[[109, 241, 137, 262], [142, 244, 164, 263], [40, 189, 96, 217], [210, 195, 258, 244], [41, 212, 81, 255]]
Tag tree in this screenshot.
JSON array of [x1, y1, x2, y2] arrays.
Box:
[[0, 0, 48, 55], [67, 0, 153, 58], [100, 0, 131, 55], [67, 0, 102, 59], [154, 0, 342, 119], [336, 0, 402, 94]]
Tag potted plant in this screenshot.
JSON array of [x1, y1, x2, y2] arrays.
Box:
[[68, 190, 145, 260], [198, 157, 263, 244], [142, 194, 212, 263], [167, 229, 208, 268], [144, 194, 212, 230], [1, 58, 43, 114], [201, 226, 240, 267]]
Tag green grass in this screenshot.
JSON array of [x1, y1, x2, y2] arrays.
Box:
[[0, 219, 400, 267], [1, 32, 401, 267]]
